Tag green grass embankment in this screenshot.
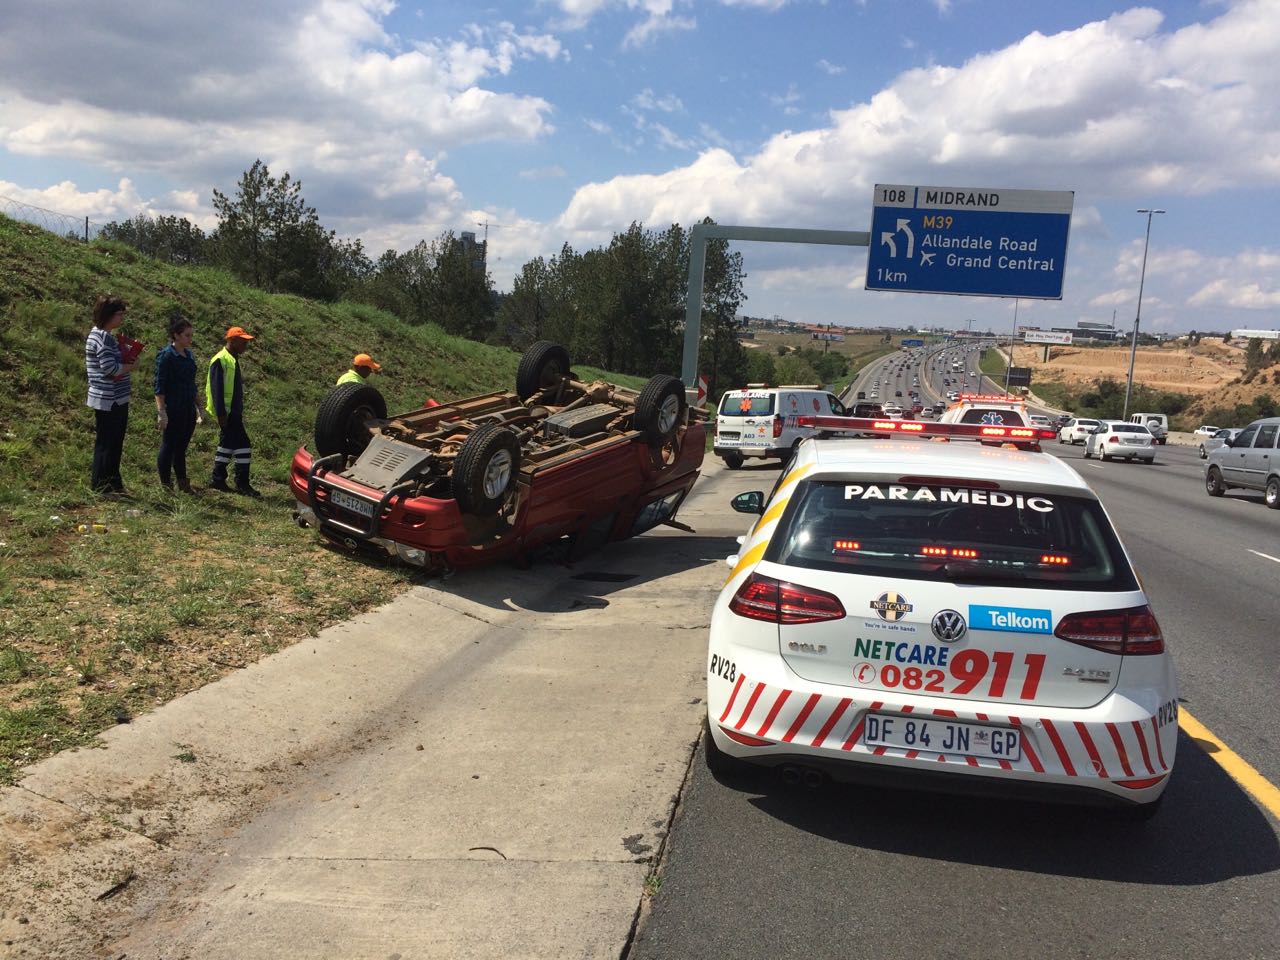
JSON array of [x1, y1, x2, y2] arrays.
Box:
[[0, 214, 640, 783]]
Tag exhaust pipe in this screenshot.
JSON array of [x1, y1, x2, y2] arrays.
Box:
[[780, 765, 802, 786]]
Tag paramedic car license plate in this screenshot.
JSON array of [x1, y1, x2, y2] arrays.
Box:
[[331, 489, 376, 517], [863, 714, 1021, 762]]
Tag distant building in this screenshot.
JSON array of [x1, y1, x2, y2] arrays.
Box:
[[458, 231, 487, 273], [1232, 329, 1280, 341]]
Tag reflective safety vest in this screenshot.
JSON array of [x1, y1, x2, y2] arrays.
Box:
[[336, 369, 365, 386], [206, 347, 237, 418]]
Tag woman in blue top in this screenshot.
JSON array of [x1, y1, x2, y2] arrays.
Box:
[[153, 314, 200, 492], [84, 294, 137, 494]]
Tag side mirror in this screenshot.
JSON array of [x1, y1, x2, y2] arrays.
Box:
[[731, 491, 765, 515]]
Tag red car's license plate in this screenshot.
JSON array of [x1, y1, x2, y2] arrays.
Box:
[[331, 488, 375, 517]]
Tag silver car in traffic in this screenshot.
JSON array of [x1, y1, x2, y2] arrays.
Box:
[[1198, 428, 1241, 459], [1204, 417, 1280, 508]]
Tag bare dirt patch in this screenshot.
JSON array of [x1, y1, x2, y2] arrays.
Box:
[[1006, 341, 1243, 394]]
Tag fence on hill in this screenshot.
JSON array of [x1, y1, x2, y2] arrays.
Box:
[[1, 194, 106, 241]]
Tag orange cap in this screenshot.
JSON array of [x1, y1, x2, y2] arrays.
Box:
[[353, 353, 381, 371], [225, 326, 255, 340]]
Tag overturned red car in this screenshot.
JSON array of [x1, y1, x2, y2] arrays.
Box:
[[289, 342, 706, 574]]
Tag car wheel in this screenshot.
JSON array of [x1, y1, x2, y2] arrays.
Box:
[[453, 424, 521, 516], [1198, 445, 1206, 458], [634, 375, 687, 446], [1082, 447, 1091, 459], [314, 383, 388, 458], [722, 452, 744, 470], [703, 715, 754, 780], [515, 341, 571, 399], [1206, 467, 1226, 497], [1266, 477, 1280, 510]]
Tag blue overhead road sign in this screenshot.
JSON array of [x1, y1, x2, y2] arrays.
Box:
[[865, 185, 1073, 299]]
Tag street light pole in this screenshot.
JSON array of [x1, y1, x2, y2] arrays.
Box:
[[1123, 208, 1165, 419], [1004, 299, 1019, 394]]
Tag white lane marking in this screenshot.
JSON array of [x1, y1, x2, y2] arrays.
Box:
[[1085, 462, 1105, 470], [1248, 549, 1280, 564]]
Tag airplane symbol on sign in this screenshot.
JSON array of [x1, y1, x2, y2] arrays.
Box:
[[920, 252, 935, 266]]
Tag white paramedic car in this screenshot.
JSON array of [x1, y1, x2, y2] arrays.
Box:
[[705, 415, 1178, 818]]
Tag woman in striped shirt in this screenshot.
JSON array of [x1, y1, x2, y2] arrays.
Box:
[[84, 294, 138, 493]]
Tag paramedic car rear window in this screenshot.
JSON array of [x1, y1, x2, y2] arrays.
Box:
[[957, 408, 1027, 426], [720, 394, 775, 417], [766, 479, 1137, 591]]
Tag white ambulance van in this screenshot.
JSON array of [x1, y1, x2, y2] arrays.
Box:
[[714, 384, 846, 468], [1128, 413, 1168, 444]]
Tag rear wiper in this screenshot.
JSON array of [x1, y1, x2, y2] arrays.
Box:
[[939, 562, 1029, 582]]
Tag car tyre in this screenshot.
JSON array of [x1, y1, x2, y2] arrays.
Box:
[[314, 383, 387, 458], [1198, 445, 1207, 458], [454, 424, 521, 516], [722, 452, 744, 469], [516, 341, 571, 399], [1082, 447, 1091, 459], [634, 375, 687, 445], [1266, 476, 1280, 510], [1206, 467, 1226, 497]]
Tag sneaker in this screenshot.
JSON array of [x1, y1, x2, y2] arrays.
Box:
[[209, 477, 232, 492], [235, 485, 263, 499]]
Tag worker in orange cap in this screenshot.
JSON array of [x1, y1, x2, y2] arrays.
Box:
[[206, 326, 260, 497], [337, 353, 381, 386]]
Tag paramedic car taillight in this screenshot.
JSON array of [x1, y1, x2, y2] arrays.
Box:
[[729, 573, 845, 624], [1054, 606, 1165, 656]]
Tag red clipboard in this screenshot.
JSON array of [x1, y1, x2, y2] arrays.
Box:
[[116, 333, 144, 364], [114, 334, 144, 379]]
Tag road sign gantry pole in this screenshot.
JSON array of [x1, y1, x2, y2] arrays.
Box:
[[681, 224, 870, 389]]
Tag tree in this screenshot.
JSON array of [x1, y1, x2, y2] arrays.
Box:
[[99, 214, 209, 265], [1245, 338, 1266, 373]]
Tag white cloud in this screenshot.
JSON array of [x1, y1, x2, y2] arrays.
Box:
[[623, 13, 697, 48], [0, 0, 559, 237], [519, 165, 568, 180], [560, 3, 1280, 233], [816, 59, 846, 76], [632, 89, 685, 113]]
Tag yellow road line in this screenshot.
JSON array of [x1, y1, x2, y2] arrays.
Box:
[[1180, 708, 1280, 820]]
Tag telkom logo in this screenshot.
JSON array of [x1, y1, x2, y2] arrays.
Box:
[[969, 604, 1053, 635]]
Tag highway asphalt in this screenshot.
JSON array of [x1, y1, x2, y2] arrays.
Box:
[[632, 360, 1280, 960]]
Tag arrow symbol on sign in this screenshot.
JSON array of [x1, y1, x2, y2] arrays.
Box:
[[897, 219, 915, 259], [880, 232, 898, 257]]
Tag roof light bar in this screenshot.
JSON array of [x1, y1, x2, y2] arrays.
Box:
[[796, 416, 1056, 442], [956, 393, 1027, 403]]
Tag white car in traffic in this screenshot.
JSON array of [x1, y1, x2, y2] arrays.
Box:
[[1058, 418, 1102, 445], [1083, 421, 1156, 463], [706, 416, 1177, 818]]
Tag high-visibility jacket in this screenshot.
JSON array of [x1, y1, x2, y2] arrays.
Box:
[[206, 348, 241, 418], [336, 369, 365, 386]]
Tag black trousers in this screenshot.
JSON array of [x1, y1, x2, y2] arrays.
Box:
[[158, 405, 197, 484], [212, 414, 252, 486], [91, 402, 129, 492]]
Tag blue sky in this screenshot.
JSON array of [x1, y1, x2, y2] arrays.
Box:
[[1, 0, 1277, 336]]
